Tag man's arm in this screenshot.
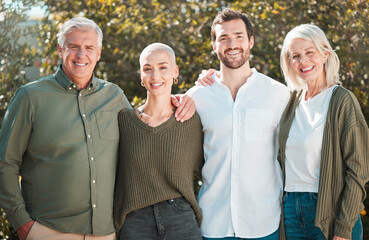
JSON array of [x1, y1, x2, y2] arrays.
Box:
[[0, 87, 34, 232]]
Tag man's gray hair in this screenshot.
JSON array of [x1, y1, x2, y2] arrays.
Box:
[[57, 17, 103, 48], [139, 43, 176, 66]]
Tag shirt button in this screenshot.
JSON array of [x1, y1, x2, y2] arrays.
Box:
[[93, 204, 96, 208], [79, 93, 82, 96], [87, 134, 91, 138], [73, 85, 76, 88], [93, 180, 96, 184], [91, 157, 94, 161], [68, 87, 72, 90], [88, 87, 92, 90], [82, 114, 86, 117]]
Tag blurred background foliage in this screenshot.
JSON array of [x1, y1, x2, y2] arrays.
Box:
[[1, 0, 368, 239]]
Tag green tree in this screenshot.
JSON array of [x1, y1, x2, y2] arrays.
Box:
[[0, 0, 38, 125], [34, 0, 369, 121]]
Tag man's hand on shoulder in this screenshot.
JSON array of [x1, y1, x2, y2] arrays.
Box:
[[195, 69, 217, 86], [17, 220, 35, 240], [171, 94, 195, 122]]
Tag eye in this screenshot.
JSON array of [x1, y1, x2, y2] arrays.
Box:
[[292, 55, 299, 60], [237, 35, 244, 39], [219, 37, 226, 41], [307, 51, 314, 55], [143, 67, 151, 72], [160, 66, 167, 70]]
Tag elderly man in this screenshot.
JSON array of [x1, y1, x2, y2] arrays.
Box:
[[0, 17, 193, 240]]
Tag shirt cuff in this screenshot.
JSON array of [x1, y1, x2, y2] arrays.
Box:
[[6, 207, 33, 230]]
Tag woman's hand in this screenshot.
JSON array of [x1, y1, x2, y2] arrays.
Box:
[[332, 235, 349, 240], [196, 69, 217, 86]]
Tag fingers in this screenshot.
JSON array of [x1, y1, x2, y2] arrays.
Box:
[[170, 94, 181, 107], [174, 95, 195, 122], [196, 68, 216, 86]]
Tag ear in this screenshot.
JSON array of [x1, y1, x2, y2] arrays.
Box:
[[97, 47, 102, 61], [57, 44, 63, 59], [212, 41, 216, 51], [174, 65, 179, 78], [249, 36, 255, 49], [323, 51, 329, 61]]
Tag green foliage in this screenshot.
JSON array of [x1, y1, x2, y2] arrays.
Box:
[[0, 208, 17, 240], [34, 0, 369, 118], [0, 0, 39, 125], [37, 0, 227, 106]]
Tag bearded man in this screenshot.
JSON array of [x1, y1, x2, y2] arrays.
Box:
[[187, 8, 289, 240]]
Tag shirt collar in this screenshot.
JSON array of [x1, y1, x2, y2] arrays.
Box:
[[212, 67, 258, 85], [55, 64, 99, 91]]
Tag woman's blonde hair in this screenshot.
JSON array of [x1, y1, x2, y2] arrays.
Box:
[[280, 24, 340, 91]]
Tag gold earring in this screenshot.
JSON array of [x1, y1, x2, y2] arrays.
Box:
[[173, 78, 178, 84], [141, 81, 145, 87]]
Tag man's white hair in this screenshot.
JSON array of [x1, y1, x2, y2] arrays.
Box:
[[57, 17, 103, 48]]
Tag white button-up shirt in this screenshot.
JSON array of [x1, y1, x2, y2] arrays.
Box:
[[187, 68, 289, 238]]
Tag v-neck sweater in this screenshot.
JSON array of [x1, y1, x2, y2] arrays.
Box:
[[113, 108, 204, 231]]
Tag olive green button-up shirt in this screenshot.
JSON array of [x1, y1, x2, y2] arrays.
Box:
[[0, 66, 131, 235]]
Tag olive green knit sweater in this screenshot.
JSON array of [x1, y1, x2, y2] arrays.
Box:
[[113, 109, 204, 231]]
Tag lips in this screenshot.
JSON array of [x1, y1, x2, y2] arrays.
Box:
[[151, 82, 164, 87], [225, 48, 242, 56], [301, 66, 314, 73], [74, 62, 87, 66]]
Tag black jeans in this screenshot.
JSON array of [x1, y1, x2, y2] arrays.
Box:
[[119, 197, 202, 240]]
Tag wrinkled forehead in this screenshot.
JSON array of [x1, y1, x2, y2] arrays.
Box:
[[64, 29, 99, 46]]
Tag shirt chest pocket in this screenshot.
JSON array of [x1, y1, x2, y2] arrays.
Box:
[[95, 111, 119, 141], [243, 109, 274, 141]]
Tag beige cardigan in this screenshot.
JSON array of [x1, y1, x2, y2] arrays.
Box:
[[278, 86, 369, 239]]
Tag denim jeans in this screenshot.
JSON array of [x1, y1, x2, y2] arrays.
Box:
[[202, 228, 279, 240], [283, 192, 363, 240], [119, 197, 202, 240]]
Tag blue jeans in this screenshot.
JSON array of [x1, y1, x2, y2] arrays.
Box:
[[119, 197, 202, 240], [202, 228, 279, 240], [283, 192, 363, 240]]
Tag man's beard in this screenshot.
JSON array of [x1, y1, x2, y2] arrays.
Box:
[[218, 47, 249, 69]]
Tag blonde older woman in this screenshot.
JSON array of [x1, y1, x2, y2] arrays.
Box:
[[279, 24, 369, 240], [113, 43, 204, 240]]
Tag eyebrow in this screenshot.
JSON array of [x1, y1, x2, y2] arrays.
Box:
[[218, 32, 246, 38], [291, 47, 315, 54]]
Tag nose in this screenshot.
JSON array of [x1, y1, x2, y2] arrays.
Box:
[[227, 38, 236, 48], [300, 55, 308, 63], [76, 48, 86, 58], [151, 69, 160, 79]]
